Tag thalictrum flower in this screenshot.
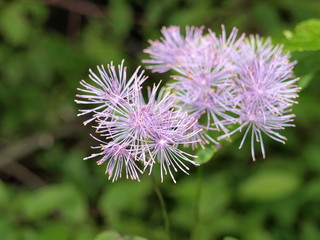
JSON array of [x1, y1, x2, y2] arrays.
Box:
[[85, 138, 143, 182], [148, 26, 244, 146], [143, 108, 200, 183], [143, 26, 205, 73], [220, 36, 300, 160], [78, 26, 300, 180], [144, 26, 299, 160], [77, 61, 201, 182], [75, 60, 147, 125]]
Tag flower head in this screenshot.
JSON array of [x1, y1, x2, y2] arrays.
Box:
[[220, 36, 300, 159], [77, 25, 300, 182], [85, 139, 143, 182], [163, 26, 243, 146], [143, 26, 300, 160], [75, 60, 147, 125], [143, 26, 205, 73], [76, 61, 201, 182]]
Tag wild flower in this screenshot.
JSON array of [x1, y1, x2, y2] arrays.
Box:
[[219, 36, 300, 160], [84, 139, 143, 182], [144, 26, 244, 148], [76, 61, 200, 182], [144, 26, 300, 160], [75, 60, 147, 125], [77, 26, 300, 182], [143, 26, 205, 73], [169, 58, 235, 133]]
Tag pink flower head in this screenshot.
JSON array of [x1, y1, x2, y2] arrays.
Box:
[[220, 36, 300, 160], [143, 26, 205, 73], [75, 60, 147, 125], [77, 61, 201, 182]]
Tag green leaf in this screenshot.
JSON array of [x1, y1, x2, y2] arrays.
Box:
[[252, 1, 283, 36], [0, 181, 9, 207], [301, 221, 320, 240], [94, 231, 148, 240], [0, 2, 30, 45], [82, 22, 124, 63], [301, 177, 320, 201], [284, 18, 320, 51], [95, 231, 122, 240], [290, 51, 320, 90], [223, 237, 239, 240], [15, 183, 87, 222], [171, 173, 231, 233], [36, 222, 71, 240], [239, 170, 301, 202], [99, 180, 151, 226], [145, 0, 178, 27], [24, 2, 48, 26], [196, 145, 219, 164], [167, 7, 214, 26], [298, 72, 316, 89], [109, 0, 133, 38], [124, 237, 148, 240], [0, 218, 19, 240]]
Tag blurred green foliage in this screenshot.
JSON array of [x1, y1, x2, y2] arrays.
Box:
[[284, 18, 320, 51], [0, 0, 320, 240], [94, 230, 147, 240]]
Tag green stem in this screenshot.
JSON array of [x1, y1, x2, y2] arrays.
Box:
[[190, 166, 202, 240], [151, 174, 172, 240]]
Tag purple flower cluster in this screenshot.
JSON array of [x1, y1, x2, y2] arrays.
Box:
[[143, 26, 300, 160], [76, 61, 200, 182], [76, 25, 299, 182]]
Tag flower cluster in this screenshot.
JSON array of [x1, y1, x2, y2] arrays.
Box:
[[143, 25, 300, 160], [76, 61, 200, 182], [77, 25, 299, 182]]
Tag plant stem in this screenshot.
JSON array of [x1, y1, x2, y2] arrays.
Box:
[[190, 166, 202, 240], [151, 174, 172, 240]]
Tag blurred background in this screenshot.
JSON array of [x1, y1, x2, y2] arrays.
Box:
[[0, 0, 320, 240]]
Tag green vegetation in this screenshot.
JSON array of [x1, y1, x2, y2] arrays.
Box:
[[0, 0, 320, 240]]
